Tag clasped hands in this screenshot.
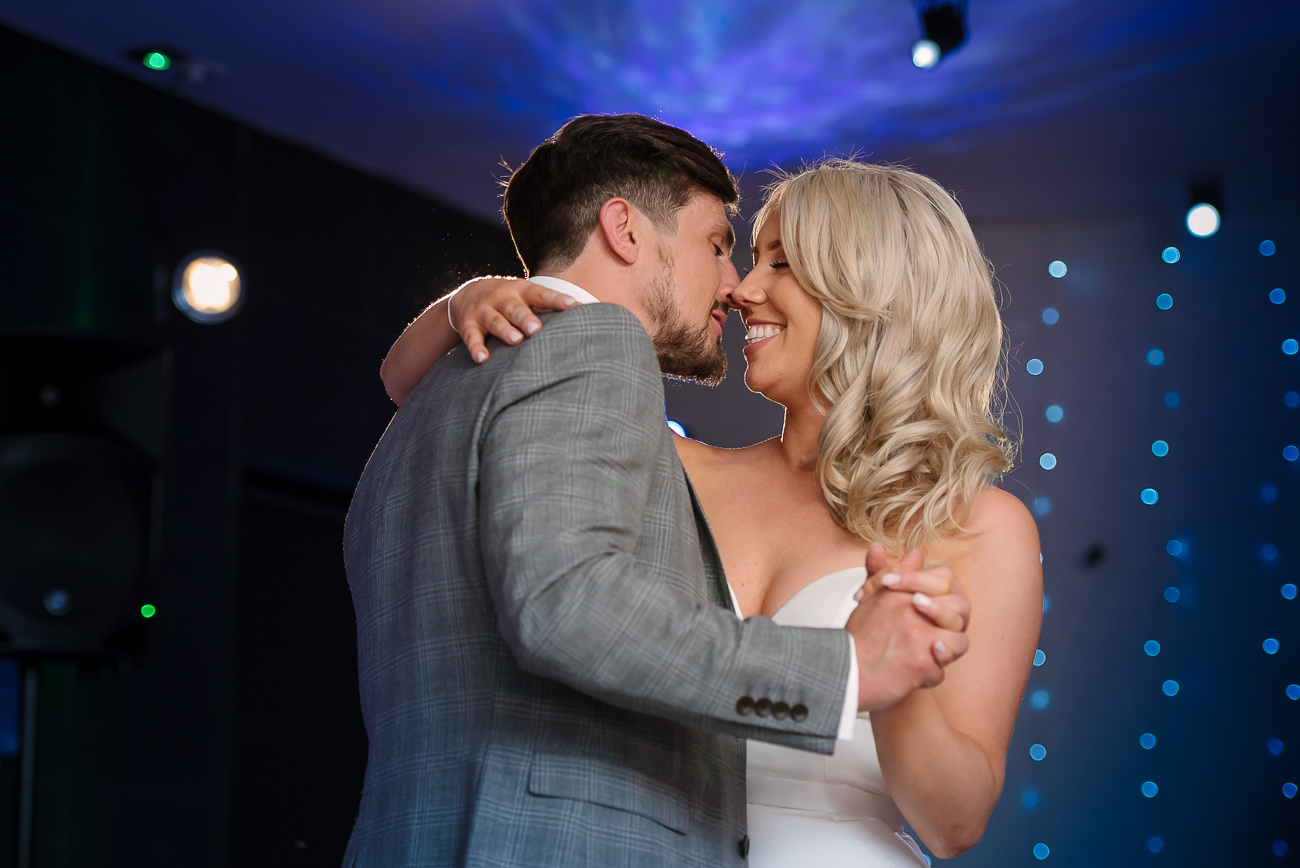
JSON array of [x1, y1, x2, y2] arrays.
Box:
[[848, 545, 971, 713]]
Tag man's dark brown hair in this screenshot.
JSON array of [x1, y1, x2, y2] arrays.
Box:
[[503, 114, 738, 276]]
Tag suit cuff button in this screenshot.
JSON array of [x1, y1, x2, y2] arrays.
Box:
[[772, 701, 791, 720], [790, 703, 809, 723], [736, 696, 756, 716], [754, 698, 772, 717]]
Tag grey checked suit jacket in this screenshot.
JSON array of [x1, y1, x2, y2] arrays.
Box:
[[343, 303, 852, 867]]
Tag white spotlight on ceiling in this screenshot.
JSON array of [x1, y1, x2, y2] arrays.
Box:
[[911, 0, 967, 68], [1185, 203, 1220, 238], [911, 39, 941, 69], [1185, 181, 1222, 238], [173, 252, 244, 323]]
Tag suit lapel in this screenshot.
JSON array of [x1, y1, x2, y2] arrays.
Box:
[[683, 470, 735, 614]]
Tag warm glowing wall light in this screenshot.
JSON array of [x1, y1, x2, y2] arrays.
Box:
[[173, 252, 244, 323]]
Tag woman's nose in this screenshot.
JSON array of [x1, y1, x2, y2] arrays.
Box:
[[728, 270, 767, 309]]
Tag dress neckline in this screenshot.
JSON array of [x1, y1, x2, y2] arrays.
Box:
[[730, 565, 867, 620]]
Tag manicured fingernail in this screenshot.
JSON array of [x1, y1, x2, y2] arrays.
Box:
[[853, 586, 865, 602], [524, 322, 540, 335], [933, 640, 948, 658], [473, 351, 488, 363], [913, 592, 932, 610], [506, 329, 523, 342], [881, 573, 901, 587]]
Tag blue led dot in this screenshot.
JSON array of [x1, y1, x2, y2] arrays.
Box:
[[1147, 348, 1165, 366], [1033, 649, 1046, 667], [1041, 307, 1060, 325], [1163, 586, 1181, 603], [1048, 260, 1067, 278], [1282, 584, 1297, 600], [1042, 594, 1051, 613], [1271, 288, 1287, 304], [1030, 689, 1051, 709], [1156, 293, 1173, 310], [1286, 392, 1300, 408], [1262, 544, 1279, 561], [1269, 738, 1284, 756], [1288, 684, 1300, 701], [1151, 439, 1169, 457], [1286, 445, 1300, 462], [1029, 743, 1047, 761], [1162, 679, 1179, 696], [1045, 404, 1064, 423], [1166, 539, 1184, 556], [1033, 842, 1050, 860], [1161, 247, 1180, 264], [1026, 358, 1044, 376], [1260, 240, 1276, 256], [1032, 496, 1051, 516], [1141, 488, 1159, 505], [1262, 483, 1279, 502], [1163, 391, 1180, 408], [1284, 782, 1297, 799], [1039, 452, 1057, 470], [1022, 788, 1040, 810], [1264, 638, 1280, 655], [1148, 837, 1165, 854], [1144, 640, 1161, 657], [1284, 339, 1299, 356], [1141, 781, 1158, 798], [1275, 841, 1290, 857], [1140, 732, 1157, 749]]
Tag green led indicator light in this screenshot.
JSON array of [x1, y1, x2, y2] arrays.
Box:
[[140, 604, 157, 619], [142, 52, 171, 71]]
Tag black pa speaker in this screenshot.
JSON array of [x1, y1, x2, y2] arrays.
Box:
[[0, 335, 167, 657]]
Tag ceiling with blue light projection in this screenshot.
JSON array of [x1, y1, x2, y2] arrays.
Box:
[[1, 0, 1297, 224]]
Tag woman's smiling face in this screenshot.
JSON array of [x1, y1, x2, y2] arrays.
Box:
[[728, 212, 824, 407]]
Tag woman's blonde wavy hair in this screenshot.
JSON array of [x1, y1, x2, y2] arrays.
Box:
[[752, 159, 1014, 555]]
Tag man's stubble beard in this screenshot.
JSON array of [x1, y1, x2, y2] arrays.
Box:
[[645, 250, 727, 386]]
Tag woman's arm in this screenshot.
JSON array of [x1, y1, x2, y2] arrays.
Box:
[[380, 277, 577, 404], [870, 487, 1043, 859]]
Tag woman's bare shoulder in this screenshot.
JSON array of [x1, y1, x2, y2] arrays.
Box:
[[968, 486, 1037, 535], [928, 486, 1040, 572]]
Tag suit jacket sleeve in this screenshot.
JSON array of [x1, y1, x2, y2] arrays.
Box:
[[475, 304, 851, 750]]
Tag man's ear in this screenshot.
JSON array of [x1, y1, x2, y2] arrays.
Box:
[[598, 198, 641, 265]]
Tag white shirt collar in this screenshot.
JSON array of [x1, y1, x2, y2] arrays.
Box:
[[528, 275, 600, 305]]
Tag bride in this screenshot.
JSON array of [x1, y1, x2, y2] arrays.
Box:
[[382, 160, 1042, 864]]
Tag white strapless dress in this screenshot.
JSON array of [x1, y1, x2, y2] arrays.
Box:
[[741, 567, 929, 867]]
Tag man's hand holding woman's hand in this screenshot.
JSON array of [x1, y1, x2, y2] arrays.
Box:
[[845, 544, 972, 712], [858, 545, 971, 640]]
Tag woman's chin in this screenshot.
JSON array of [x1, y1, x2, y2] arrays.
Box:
[[741, 366, 777, 402]]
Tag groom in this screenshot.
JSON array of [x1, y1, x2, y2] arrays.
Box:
[[343, 114, 967, 866]]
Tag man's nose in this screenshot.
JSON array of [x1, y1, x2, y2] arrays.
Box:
[[717, 257, 742, 299]]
